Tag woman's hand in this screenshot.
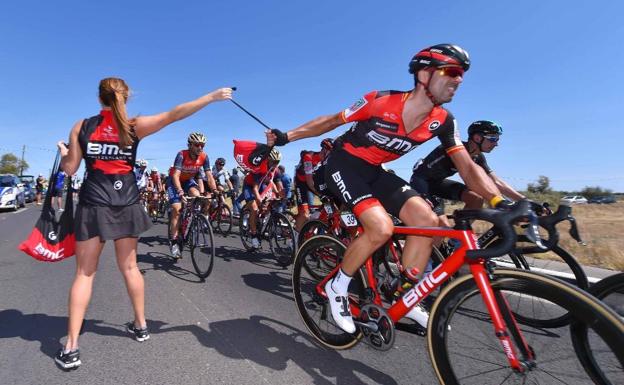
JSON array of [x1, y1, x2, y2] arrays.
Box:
[[57, 141, 69, 157], [209, 87, 234, 102]]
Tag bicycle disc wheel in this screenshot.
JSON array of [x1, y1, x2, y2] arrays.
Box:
[[428, 268, 624, 385], [292, 235, 364, 349], [571, 272, 624, 384], [217, 204, 233, 236], [297, 219, 330, 246], [268, 212, 297, 266], [189, 215, 215, 279], [238, 209, 254, 251]]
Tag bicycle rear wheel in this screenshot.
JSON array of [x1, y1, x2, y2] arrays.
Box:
[[428, 269, 624, 385], [297, 219, 329, 247], [268, 212, 297, 266], [189, 215, 215, 279], [292, 235, 365, 349], [571, 272, 624, 384]]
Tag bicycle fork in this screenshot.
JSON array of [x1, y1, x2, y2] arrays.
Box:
[[470, 262, 535, 373]]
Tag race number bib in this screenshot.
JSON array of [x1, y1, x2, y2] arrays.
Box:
[[340, 212, 358, 227]]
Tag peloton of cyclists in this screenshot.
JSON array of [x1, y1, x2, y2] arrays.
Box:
[[146, 167, 163, 216], [167, 132, 218, 258], [267, 44, 511, 333]]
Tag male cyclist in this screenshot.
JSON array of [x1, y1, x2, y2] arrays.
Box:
[[267, 44, 508, 333], [411, 120, 525, 217], [147, 167, 163, 216], [293, 138, 334, 231], [211, 157, 233, 205], [167, 132, 217, 257], [134, 159, 149, 192], [241, 148, 281, 249]]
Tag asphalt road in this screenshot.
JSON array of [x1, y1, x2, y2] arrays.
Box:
[[0, 205, 434, 385]]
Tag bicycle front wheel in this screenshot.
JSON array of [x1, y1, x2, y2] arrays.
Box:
[[268, 212, 297, 266], [571, 272, 624, 384], [217, 204, 233, 236], [297, 219, 329, 247], [292, 235, 364, 349], [238, 209, 254, 251], [189, 215, 215, 279], [428, 269, 624, 385]]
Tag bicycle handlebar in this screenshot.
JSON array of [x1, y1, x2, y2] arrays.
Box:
[[515, 203, 586, 253], [452, 200, 537, 259]]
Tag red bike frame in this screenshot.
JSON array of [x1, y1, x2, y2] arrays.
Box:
[[315, 225, 535, 372]]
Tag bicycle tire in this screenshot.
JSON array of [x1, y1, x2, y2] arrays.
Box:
[[189, 215, 215, 279], [571, 272, 624, 384], [297, 219, 330, 246], [217, 204, 233, 236], [292, 235, 365, 349], [428, 268, 624, 385], [268, 212, 297, 266], [238, 208, 254, 251]]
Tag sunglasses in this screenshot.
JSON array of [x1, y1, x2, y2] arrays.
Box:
[[191, 143, 205, 148], [483, 135, 500, 143], [438, 66, 464, 78]]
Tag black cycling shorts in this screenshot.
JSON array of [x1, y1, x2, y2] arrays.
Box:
[[295, 179, 313, 207], [410, 176, 467, 215], [324, 149, 419, 218]]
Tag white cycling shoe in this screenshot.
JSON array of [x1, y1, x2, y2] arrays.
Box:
[[324, 280, 356, 333]]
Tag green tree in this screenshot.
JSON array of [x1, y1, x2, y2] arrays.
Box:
[[0, 153, 29, 175], [527, 175, 552, 194], [580, 186, 612, 199]]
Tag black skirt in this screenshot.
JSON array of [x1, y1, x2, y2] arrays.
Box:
[[75, 203, 152, 241]]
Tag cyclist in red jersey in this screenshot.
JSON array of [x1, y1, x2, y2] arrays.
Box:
[[146, 167, 162, 216], [167, 132, 218, 258], [268, 44, 509, 333], [241, 148, 282, 249], [293, 138, 334, 232], [56, 78, 231, 369]]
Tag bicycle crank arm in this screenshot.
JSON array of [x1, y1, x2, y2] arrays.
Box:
[[354, 320, 379, 332]]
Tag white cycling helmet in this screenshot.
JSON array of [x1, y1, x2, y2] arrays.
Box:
[[151, 167, 159, 173]]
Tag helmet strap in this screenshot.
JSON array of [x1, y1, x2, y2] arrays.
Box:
[[416, 71, 441, 106]]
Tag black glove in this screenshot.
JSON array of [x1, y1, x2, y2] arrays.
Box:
[[271, 129, 290, 146]]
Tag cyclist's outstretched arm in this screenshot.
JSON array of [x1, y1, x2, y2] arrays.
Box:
[[134, 87, 233, 139], [266, 113, 343, 145], [450, 149, 502, 203], [488, 172, 525, 201]]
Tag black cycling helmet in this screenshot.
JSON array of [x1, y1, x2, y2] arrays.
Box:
[[467, 120, 503, 137], [216, 157, 226, 166], [409, 44, 470, 74], [320, 138, 334, 150]]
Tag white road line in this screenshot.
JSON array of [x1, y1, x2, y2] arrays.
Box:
[[492, 259, 601, 284]]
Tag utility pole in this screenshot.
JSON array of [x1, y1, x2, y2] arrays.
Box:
[[19, 145, 26, 176]]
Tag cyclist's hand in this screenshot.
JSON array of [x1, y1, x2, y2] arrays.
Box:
[[266, 129, 289, 146], [181, 195, 188, 204]]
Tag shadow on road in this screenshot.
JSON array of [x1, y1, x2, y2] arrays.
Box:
[[138, 235, 170, 248], [0, 309, 164, 360], [137, 251, 205, 284], [216, 245, 289, 271], [240, 271, 293, 302], [154, 315, 397, 385]]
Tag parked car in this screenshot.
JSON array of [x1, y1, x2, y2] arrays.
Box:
[[588, 195, 617, 204], [19, 175, 35, 203], [560, 195, 588, 205], [0, 174, 26, 211]]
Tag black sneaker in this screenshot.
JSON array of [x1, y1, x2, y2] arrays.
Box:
[[55, 349, 81, 370], [125, 322, 150, 342]]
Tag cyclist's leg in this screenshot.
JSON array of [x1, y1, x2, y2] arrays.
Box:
[[166, 180, 183, 239], [434, 178, 482, 209], [294, 180, 310, 231]]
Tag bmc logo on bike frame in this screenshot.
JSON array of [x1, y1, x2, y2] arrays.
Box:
[[366, 131, 418, 154], [402, 266, 449, 308]]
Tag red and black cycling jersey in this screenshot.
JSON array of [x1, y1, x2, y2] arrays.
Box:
[[295, 151, 322, 182], [337, 90, 463, 165], [170, 150, 210, 183], [412, 141, 492, 181], [78, 110, 140, 206]]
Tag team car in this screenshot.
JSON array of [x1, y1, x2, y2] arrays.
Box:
[[0, 174, 26, 210]]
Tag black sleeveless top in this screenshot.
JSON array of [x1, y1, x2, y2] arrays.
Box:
[[78, 110, 140, 206]]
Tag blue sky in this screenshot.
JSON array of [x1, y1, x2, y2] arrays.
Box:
[[1, 0, 622, 192]]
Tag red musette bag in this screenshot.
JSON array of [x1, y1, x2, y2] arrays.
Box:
[[19, 149, 75, 262], [232, 140, 271, 173]]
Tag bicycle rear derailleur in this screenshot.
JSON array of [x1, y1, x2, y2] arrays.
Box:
[[355, 304, 395, 351]]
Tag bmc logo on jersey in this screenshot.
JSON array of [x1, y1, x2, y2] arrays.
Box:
[[366, 131, 418, 154], [86, 142, 132, 156]]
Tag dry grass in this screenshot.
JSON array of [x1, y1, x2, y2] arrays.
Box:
[[446, 202, 624, 271]]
